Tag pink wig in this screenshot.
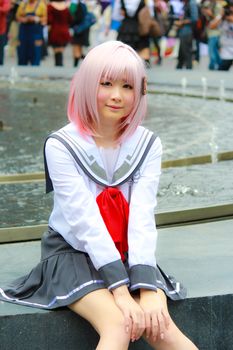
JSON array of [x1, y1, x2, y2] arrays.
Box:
[[67, 41, 147, 141]]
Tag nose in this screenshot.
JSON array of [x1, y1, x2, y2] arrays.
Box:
[[110, 86, 122, 101]]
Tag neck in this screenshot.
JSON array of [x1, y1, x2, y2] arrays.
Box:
[[94, 121, 119, 148]]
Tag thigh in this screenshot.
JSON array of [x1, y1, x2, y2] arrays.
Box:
[[68, 288, 125, 334]]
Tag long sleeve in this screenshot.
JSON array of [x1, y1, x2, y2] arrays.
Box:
[[127, 137, 162, 291], [45, 138, 129, 290]]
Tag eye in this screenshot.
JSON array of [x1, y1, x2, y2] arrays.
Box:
[[100, 81, 112, 86], [123, 83, 133, 89]]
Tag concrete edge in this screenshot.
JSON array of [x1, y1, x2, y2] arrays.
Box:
[[0, 293, 232, 350]]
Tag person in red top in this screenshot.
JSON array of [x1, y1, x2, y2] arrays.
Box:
[[0, 0, 11, 65], [47, 0, 73, 66]]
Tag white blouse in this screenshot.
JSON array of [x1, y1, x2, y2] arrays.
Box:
[[45, 123, 162, 291]]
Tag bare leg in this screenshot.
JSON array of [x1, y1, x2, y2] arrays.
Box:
[[72, 44, 83, 66], [134, 289, 199, 350], [69, 289, 131, 350]]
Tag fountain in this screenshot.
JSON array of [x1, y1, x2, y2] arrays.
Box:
[[0, 70, 233, 227], [219, 79, 225, 101], [8, 66, 19, 85], [201, 76, 207, 99], [181, 76, 187, 96]]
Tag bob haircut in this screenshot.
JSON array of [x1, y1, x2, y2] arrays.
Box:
[[67, 41, 147, 141]]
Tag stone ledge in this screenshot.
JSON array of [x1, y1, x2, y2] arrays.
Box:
[[0, 293, 232, 350]]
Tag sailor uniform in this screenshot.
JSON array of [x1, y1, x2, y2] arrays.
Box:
[[0, 123, 186, 309]]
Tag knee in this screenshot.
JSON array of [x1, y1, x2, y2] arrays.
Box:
[[149, 321, 198, 350], [100, 312, 130, 343]]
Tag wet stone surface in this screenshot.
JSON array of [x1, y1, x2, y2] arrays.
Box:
[[1, 160, 232, 228]]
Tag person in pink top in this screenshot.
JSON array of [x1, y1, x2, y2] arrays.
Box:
[[0, 0, 11, 65]]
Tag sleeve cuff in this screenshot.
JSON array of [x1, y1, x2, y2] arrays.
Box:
[[129, 264, 158, 292], [98, 259, 130, 291]]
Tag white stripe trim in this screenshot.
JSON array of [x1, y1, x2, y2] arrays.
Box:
[[130, 280, 181, 295], [108, 278, 130, 291], [0, 279, 104, 309], [130, 283, 157, 291]]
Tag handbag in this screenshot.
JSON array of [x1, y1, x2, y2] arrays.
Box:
[[73, 11, 96, 35], [138, 6, 162, 37]]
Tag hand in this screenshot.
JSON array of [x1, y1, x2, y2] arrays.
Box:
[[26, 16, 35, 23], [112, 286, 145, 342], [174, 20, 183, 27], [139, 289, 170, 342]]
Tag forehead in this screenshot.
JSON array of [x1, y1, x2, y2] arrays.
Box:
[[101, 65, 136, 83]]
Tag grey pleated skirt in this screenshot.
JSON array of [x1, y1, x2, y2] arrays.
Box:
[[0, 228, 186, 309]]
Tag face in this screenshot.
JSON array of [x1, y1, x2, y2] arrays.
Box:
[[97, 77, 135, 125]]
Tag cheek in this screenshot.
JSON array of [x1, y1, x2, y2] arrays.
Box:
[[97, 90, 109, 106], [125, 93, 135, 111]]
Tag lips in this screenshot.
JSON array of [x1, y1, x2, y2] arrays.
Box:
[[107, 105, 123, 110]]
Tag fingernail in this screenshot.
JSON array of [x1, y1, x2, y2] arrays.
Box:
[[126, 326, 129, 333], [161, 333, 164, 339]]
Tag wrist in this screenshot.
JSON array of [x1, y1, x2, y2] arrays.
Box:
[[140, 289, 157, 297], [112, 285, 129, 297]]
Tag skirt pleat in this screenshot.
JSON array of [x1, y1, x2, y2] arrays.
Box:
[[0, 228, 186, 309]]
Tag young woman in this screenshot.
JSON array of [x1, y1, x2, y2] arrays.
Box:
[[69, 0, 90, 67], [0, 41, 198, 350], [47, 0, 72, 66], [16, 0, 47, 65]]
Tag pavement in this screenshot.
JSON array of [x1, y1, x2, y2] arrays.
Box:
[[1, 37, 233, 89]]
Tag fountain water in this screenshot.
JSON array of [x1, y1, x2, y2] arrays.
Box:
[[219, 80, 225, 101], [181, 77, 187, 96], [9, 66, 19, 85], [201, 77, 207, 99], [209, 126, 219, 163]]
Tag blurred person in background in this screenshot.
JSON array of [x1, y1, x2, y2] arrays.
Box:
[[0, 0, 11, 64], [201, 0, 223, 69], [16, 0, 47, 65], [152, 0, 169, 64], [70, 0, 93, 67], [175, 0, 198, 69], [219, 0, 233, 70], [114, 0, 155, 67], [47, 0, 72, 66], [208, 0, 233, 70], [5, 0, 20, 58]]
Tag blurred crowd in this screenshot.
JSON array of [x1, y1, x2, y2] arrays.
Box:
[[0, 0, 232, 70]]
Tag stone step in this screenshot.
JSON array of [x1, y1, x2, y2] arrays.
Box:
[[1, 219, 233, 349], [0, 294, 231, 350]]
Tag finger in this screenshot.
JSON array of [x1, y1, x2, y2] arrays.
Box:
[[162, 309, 171, 329], [130, 313, 139, 341], [144, 312, 152, 339], [123, 312, 132, 335], [157, 311, 166, 340], [151, 312, 159, 341], [136, 312, 146, 340]]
